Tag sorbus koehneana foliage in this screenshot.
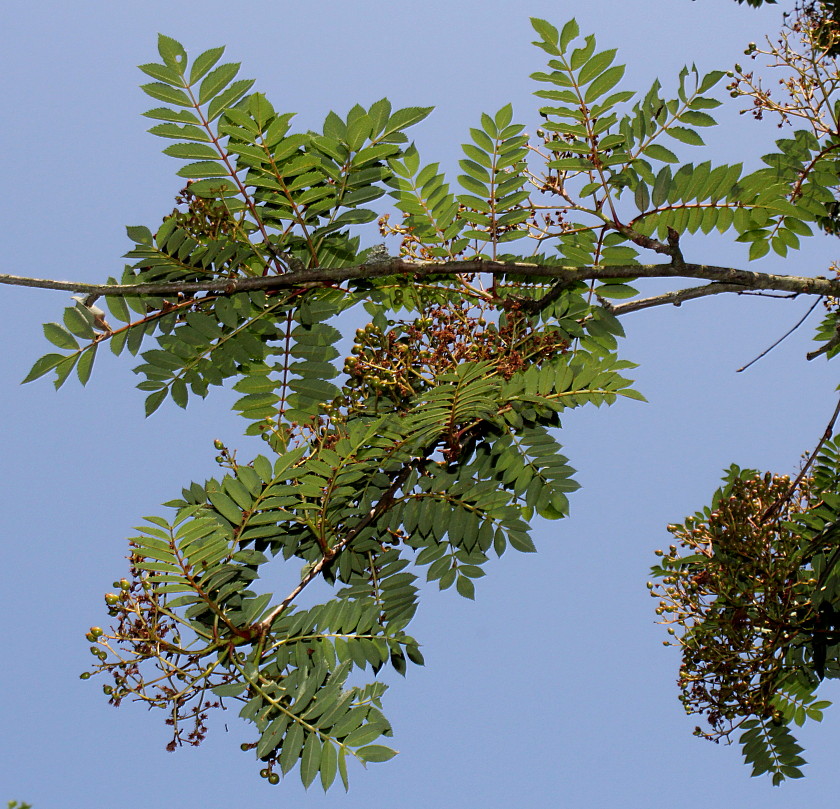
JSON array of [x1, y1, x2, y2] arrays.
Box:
[[18, 8, 840, 788]]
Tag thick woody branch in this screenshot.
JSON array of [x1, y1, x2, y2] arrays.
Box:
[[1, 259, 839, 300]]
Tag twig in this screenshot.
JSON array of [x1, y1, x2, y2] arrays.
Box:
[[762, 395, 840, 523], [807, 317, 840, 360], [737, 297, 822, 372], [255, 461, 415, 634], [603, 282, 749, 315]]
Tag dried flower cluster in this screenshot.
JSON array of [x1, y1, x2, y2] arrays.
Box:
[[342, 302, 569, 407], [728, 3, 840, 131], [651, 473, 818, 741], [82, 564, 230, 751]]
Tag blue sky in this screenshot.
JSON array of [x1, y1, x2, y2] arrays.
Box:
[[3, 1, 840, 806]]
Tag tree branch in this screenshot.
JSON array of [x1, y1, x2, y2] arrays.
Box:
[[1, 259, 839, 300], [602, 282, 753, 315]]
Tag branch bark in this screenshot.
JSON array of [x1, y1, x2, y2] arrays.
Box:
[[602, 282, 754, 315], [1, 259, 838, 299]]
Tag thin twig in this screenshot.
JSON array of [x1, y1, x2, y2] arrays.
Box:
[[256, 461, 415, 634], [807, 317, 840, 360], [737, 297, 822, 372], [762, 395, 840, 523]]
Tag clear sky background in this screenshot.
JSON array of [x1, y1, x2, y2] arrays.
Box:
[[3, 1, 840, 806]]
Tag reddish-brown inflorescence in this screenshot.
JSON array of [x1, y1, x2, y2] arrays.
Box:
[[651, 473, 819, 741]]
